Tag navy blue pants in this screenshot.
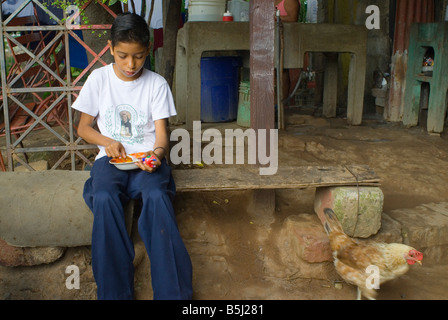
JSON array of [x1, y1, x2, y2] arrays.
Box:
[[83, 156, 193, 300]]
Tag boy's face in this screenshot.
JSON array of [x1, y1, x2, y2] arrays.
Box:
[[108, 40, 150, 81]]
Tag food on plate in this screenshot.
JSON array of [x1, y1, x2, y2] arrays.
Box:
[[110, 156, 134, 164]]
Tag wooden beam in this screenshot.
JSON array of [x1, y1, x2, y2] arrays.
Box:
[[250, 0, 275, 131]]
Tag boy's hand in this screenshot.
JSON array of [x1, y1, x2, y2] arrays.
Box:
[[105, 140, 126, 159], [135, 150, 162, 173]]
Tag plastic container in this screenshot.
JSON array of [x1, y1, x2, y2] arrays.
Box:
[[237, 81, 250, 127], [188, 0, 226, 21], [228, 0, 250, 21], [200, 56, 241, 122], [223, 10, 233, 21]]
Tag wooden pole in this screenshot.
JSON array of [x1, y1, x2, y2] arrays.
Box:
[[250, 0, 276, 209], [250, 0, 275, 131]]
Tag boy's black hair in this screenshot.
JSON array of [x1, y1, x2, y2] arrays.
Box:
[[110, 12, 150, 48]]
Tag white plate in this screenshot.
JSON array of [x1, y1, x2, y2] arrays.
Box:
[[109, 159, 139, 170]]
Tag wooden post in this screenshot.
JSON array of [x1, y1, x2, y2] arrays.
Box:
[[323, 53, 338, 118], [249, 0, 276, 217], [250, 0, 275, 131]]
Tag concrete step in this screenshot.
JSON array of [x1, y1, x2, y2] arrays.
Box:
[[387, 202, 448, 265]]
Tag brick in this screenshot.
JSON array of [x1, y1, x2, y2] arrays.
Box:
[[314, 186, 384, 238], [275, 214, 335, 280]]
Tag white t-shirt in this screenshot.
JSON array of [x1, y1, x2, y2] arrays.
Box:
[[72, 64, 177, 160]]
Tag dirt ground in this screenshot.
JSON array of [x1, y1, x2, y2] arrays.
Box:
[[1, 110, 448, 301]]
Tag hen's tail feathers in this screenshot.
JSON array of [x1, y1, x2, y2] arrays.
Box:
[[323, 208, 344, 235]]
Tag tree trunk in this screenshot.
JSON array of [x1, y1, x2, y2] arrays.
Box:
[[160, 0, 182, 88]]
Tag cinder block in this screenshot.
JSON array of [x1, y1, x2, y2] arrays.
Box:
[[314, 186, 384, 238]]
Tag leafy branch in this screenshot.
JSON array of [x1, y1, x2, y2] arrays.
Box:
[[41, 0, 138, 37], [42, 0, 134, 25]]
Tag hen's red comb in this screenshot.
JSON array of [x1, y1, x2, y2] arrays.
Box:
[[410, 249, 423, 261]]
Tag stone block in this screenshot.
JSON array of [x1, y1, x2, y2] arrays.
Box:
[[0, 239, 65, 267], [387, 202, 448, 264], [314, 186, 384, 238], [368, 212, 403, 244]]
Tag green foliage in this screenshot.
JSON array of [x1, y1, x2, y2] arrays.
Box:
[[42, 0, 128, 25], [42, 0, 129, 38], [299, 0, 307, 23], [106, 0, 126, 6]]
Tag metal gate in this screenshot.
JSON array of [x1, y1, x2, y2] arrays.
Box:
[[0, 0, 117, 171]]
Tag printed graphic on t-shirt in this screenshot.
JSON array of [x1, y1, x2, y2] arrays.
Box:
[[119, 110, 133, 137], [105, 104, 145, 144]]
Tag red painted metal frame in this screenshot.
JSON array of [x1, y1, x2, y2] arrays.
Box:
[[0, 0, 116, 171]]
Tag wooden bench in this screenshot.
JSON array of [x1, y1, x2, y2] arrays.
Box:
[[0, 165, 380, 248], [174, 165, 379, 192]]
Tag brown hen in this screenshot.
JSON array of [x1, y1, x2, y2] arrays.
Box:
[[323, 208, 423, 300]]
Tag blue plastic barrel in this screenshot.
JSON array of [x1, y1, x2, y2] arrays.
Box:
[[200, 56, 241, 122]]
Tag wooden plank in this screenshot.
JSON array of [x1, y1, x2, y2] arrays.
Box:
[[173, 165, 380, 192]]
